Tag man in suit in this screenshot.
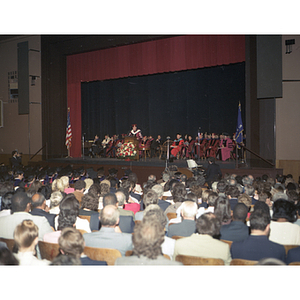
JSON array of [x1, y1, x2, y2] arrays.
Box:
[[205, 157, 222, 188], [220, 203, 250, 242], [10, 150, 22, 170], [83, 205, 133, 256], [225, 185, 240, 211], [30, 193, 56, 228], [0, 192, 53, 241], [167, 201, 197, 238], [173, 212, 232, 265], [230, 206, 286, 263]]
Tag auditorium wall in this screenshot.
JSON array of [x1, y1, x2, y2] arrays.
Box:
[[276, 35, 300, 180], [0, 35, 42, 165]]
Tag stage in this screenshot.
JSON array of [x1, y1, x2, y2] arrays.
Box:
[[30, 155, 283, 185]]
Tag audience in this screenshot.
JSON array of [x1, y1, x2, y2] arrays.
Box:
[[1, 162, 300, 266]]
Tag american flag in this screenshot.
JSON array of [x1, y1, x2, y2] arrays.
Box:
[[65, 108, 72, 150]]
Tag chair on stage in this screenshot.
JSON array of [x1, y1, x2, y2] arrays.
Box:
[[38, 241, 60, 261], [83, 247, 122, 266], [159, 140, 172, 160], [175, 254, 225, 265], [186, 159, 202, 172]]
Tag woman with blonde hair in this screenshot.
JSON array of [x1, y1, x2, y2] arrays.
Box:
[[13, 220, 50, 265]]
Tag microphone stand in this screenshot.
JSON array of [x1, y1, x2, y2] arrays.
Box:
[[82, 134, 85, 160], [165, 136, 170, 171]]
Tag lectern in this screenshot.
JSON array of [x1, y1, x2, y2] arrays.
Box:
[[124, 136, 139, 161]]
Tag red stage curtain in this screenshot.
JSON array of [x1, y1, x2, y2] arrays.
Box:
[[67, 35, 245, 157]]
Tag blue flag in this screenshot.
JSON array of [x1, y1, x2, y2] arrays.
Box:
[[235, 102, 244, 149]]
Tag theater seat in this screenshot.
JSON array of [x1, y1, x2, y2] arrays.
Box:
[[0, 238, 16, 252], [284, 245, 299, 255], [38, 241, 60, 261], [230, 258, 258, 265], [175, 254, 225, 265], [83, 246, 121, 265]]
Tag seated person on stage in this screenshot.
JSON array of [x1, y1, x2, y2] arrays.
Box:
[[205, 133, 219, 158], [184, 134, 195, 159], [150, 135, 163, 158], [230, 204, 286, 263], [90, 135, 102, 158], [101, 134, 111, 156], [170, 133, 184, 159], [106, 135, 119, 158], [57, 227, 107, 266], [194, 132, 206, 160], [173, 212, 232, 265], [128, 124, 143, 141]]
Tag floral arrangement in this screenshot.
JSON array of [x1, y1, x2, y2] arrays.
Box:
[[116, 142, 137, 158]]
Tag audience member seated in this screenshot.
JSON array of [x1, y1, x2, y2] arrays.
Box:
[[30, 193, 56, 228], [13, 220, 50, 265], [225, 185, 240, 211], [83, 205, 133, 256], [0, 245, 19, 265], [121, 180, 140, 214], [115, 217, 182, 265], [72, 180, 86, 204], [0, 192, 53, 240], [230, 204, 286, 263], [220, 203, 249, 242], [135, 190, 158, 221], [173, 212, 232, 265], [196, 191, 218, 218], [115, 189, 135, 220], [56, 227, 107, 265], [43, 201, 77, 244], [214, 196, 232, 226], [53, 194, 91, 233], [269, 199, 300, 245], [79, 193, 100, 231], [48, 191, 63, 215], [151, 184, 170, 212], [0, 191, 14, 217], [102, 193, 134, 234], [167, 201, 197, 238], [164, 182, 187, 215]]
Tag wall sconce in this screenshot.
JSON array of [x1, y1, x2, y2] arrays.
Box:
[[285, 39, 295, 54]]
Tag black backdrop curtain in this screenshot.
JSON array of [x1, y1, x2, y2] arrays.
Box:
[[81, 62, 245, 141]]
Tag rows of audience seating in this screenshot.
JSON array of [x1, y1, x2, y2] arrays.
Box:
[[0, 162, 300, 266]]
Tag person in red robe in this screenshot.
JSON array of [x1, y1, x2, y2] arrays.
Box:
[[220, 133, 233, 161], [185, 135, 195, 159], [194, 133, 206, 160], [170, 133, 184, 159], [128, 124, 143, 140]]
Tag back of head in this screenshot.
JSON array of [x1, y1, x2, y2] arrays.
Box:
[[100, 205, 119, 227], [225, 185, 240, 198], [11, 192, 30, 213], [143, 190, 158, 207], [80, 193, 99, 211], [207, 191, 218, 207], [217, 180, 227, 193], [115, 190, 126, 206], [102, 193, 118, 207], [143, 205, 167, 228], [233, 203, 248, 222], [31, 192, 45, 209], [272, 199, 297, 223], [196, 212, 221, 237], [238, 193, 252, 208], [50, 255, 81, 266], [171, 182, 187, 203], [14, 219, 38, 249], [74, 179, 86, 191], [243, 184, 255, 197], [58, 194, 80, 230], [50, 191, 63, 208], [58, 227, 84, 258], [214, 196, 231, 223], [250, 208, 270, 231], [181, 201, 198, 219], [132, 218, 164, 259], [151, 184, 164, 199]]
